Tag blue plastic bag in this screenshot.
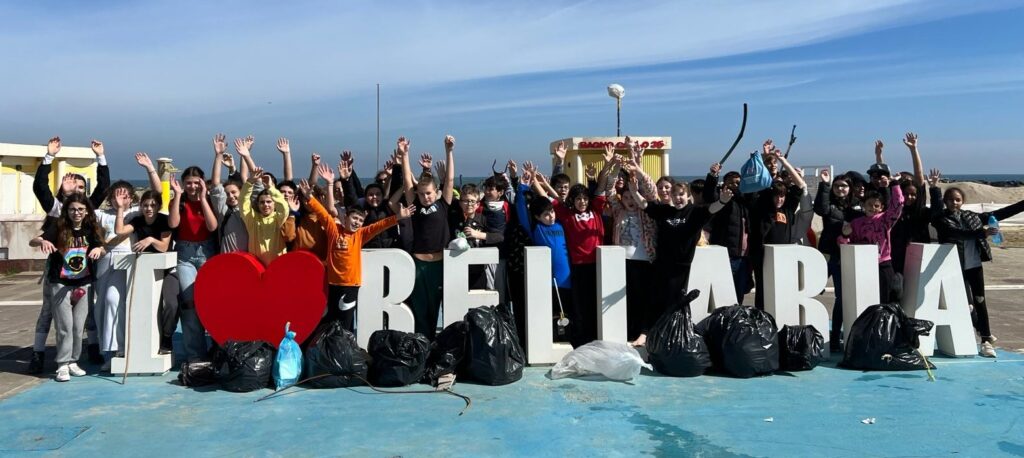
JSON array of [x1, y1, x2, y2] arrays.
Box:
[[273, 322, 303, 390], [739, 152, 773, 194]]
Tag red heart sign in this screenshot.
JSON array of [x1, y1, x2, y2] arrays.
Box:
[[194, 251, 326, 347]]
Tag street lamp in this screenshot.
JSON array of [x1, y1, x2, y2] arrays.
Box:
[[607, 84, 625, 136]]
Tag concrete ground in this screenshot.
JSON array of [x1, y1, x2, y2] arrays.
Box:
[[1, 249, 1023, 455]]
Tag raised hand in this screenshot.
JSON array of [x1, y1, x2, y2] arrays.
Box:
[[222, 153, 235, 170], [720, 187, 734, 203], [819, 169, 831, 183], [585, 163, 598, 181], [249, 167, 264, 184], [630, 139, 645, 163], [170, 176, 182, 195], [61, 173, 78, 195], [47, 137, 61, 156], [522, 160, 536, 174], [903, 132, 918, 149], [710, 162, 722, 176], [762, 139, 774, 155], [434, 160, 447, 180], [874, 140, 884, 155], [520, 169, 533, 185], [397, 202, 415, 219], [135, 152, 154, 170], [419, 153, 433, 171], [507, 159, 517, 176], [297, 179, 312, 198], [311, 153, 321, 167], [90, 140, 104, 157], [213, 133, 227, 155], [340, 150, 354, 166], [383, 159, 395, 175], [235, 137, 251, 156], [396, 137, 410, 158], [337, 160, 354, 180], [198, 176, 209, 195], [114, 187, 133, 209], [277, 137, 290, 155], [602, 144, 616, 163], [288, 193, 300, 211], [38, 239, 57, 255], [554, 141, 567, 162], [444, 135, 455, 153], [928, 168, 941, 186], [314, 163, 333, 183]]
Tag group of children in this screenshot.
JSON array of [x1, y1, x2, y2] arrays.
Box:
[[26, 131, 1023, 382]]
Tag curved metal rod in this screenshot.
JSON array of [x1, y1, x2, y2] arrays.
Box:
[[718, 103, 748, 165]]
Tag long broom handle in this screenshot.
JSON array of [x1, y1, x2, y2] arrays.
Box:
[[718, 103, 748, 165]]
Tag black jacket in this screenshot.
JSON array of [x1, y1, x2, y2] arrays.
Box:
[[933, 198, 1024, 267], [34, 159, 109, 214]]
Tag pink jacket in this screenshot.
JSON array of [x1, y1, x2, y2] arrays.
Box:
[[840, 185, 904, 263]]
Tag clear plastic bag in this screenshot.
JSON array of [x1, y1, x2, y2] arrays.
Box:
[[550, 341, 651, 381]]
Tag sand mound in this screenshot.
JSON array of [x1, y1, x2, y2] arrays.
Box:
[[938, 182, 1024, 205]]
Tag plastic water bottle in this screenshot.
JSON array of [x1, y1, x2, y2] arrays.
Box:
[[988, 215, 1003, 245]]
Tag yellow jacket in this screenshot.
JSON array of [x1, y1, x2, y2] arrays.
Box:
[[241, 182, 289, 265]]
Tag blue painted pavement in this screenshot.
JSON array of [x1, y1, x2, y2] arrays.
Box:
[[2, 351, 1024, 457]]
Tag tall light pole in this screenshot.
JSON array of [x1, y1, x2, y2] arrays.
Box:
[[607, 84, 625, 136]]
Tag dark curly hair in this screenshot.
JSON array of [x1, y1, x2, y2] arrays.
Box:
[[56, 193, 104, 251]]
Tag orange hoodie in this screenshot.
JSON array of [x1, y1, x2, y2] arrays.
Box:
[[308, 197, 397, 286]]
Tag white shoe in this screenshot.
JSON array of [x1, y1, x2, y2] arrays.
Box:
[[979, 341, 997, 358], [67, 362, 86, 377], [55, 365, 70, 382]]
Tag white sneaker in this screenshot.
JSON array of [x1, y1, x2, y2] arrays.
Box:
[[55, 365, 70, 382], [980, 341, 997, 358], [67, 362, 86, 377]]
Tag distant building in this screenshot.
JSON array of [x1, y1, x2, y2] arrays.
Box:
[[549, 136, 671, 184], [0, 142, 98, 268]]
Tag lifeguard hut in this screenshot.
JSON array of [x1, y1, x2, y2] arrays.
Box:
[[0, 142, 98, 266], [549, 136, 672, 184]]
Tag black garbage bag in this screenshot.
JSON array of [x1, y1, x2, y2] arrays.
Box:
[[465, 305, 525, 385], [841, 302, 935, 371], [695, 305, 779, 378], [423, 321, 469, 386], [778, 325, 825, 371], [646, 289, 711, 377], [304, 321, 371, 388], [368, 330, 430, 387], [216, 340, 275, 392], [178, 361, 218, 387]]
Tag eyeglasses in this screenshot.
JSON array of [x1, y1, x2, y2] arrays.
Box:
[[68, 207, 88, 214], [460, 200, 479, 205]]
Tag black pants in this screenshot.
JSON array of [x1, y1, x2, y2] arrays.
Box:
[[878, 261, 897, 304], [159, 272, 180, 342], [568, 263, 597, 348], [963, 266, 992, 340], [647, 263, 690, 331], [625, 260, 654, 341], [751, 254, 765, 310], [323, 285, 359, 332]]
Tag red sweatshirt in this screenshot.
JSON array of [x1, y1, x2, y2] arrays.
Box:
[[553, 196, 607, 265]]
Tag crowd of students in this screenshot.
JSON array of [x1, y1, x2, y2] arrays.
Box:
[[26, 132, 1024, 382]]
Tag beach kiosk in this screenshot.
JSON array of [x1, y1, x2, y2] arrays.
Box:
[[549, 136, 671, 184], [0, 142, 98, 266]]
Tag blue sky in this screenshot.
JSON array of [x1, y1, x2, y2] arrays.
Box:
[[3, 1, 1024, 179]]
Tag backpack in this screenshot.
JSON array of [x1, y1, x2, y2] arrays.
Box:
[[739, 152, 773, 194]]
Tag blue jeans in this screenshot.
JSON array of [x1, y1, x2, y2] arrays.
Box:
[[175, 239, 215, 362], [828, 255, 844, 340]]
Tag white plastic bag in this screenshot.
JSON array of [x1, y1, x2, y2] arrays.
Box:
[[550, 341, 652, 381]]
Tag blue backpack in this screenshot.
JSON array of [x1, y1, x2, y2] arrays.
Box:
[[739, 152, 773, 194], [273, 322, 303, 390]]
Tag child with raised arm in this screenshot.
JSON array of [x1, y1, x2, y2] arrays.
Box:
[[839, 180, 904, 304], [114, 189, 172, 253], [814, 169, 858, 351], [241, 168, 290, 265], [209, 133, 250, 253], [887, 133, 933, 274], [300, 180, 412, 332], [397, 135, 456, 339], [932, 186, 1024, 357], [168, 167, 219, 362]]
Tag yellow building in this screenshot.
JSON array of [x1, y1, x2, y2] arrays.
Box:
[[0, 142, 99, 264], [549, 136, 672, 184]]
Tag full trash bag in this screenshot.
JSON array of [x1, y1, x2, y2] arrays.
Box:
[[178, 361, 218, 387], [368, 330, 430, 387], [695, 305, 780, 378], [216, 340, 275, 392], [778, 324, 825, 371], [465, 305, 526, 385], [841, 302, 935, 371], [273, 323, 303, 390], [646, 289, 712, 377], [304, 321, 371, 388], [550, 341, 651, 381], [423, 321, 469, 386]]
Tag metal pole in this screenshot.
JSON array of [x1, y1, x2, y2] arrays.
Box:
[[616, 98, 621, 137], [376, 84, 381, 169]]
